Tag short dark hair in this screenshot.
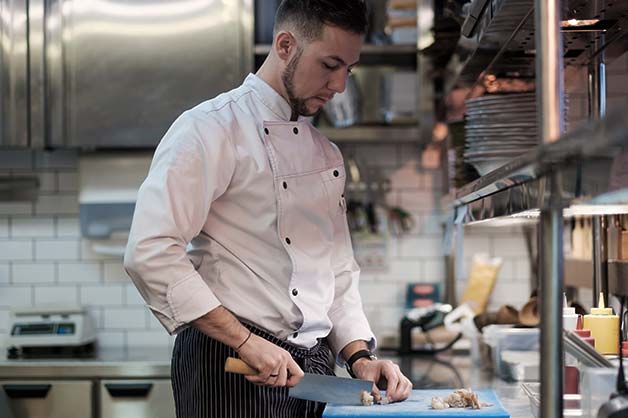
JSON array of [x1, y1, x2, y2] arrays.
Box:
[[274, 0, 368, 41]]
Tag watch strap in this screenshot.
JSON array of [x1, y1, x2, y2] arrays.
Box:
[[345, 349, 376, 378]]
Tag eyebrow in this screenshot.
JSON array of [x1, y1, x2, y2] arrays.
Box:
[[327, 55, 360, 67]]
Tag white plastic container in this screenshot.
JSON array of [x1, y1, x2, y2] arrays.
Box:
[[563, 294, 579, 331], [482, 325, 540, 381], [580, 366, 627, 418]]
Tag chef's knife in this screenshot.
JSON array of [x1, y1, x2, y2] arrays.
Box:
[[225, 357, 373, 405]]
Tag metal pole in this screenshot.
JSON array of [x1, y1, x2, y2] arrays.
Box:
[[588, 29, 607, 306], [588, 59, 607, 121], [592, 217, 608, 306], [535, 0, 565, 416], [587, 0, 606, 122], [539, 177, 565, 418], [535, 1, 565, 145]]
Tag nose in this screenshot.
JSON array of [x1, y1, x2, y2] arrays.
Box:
[[327, 70, 348, 94]]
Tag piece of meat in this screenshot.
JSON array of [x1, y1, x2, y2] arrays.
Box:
[[431, 397, 450, 409], [443, 389, 485, 409], [371, 391, 390, 405], [360, 390, 374, 406]]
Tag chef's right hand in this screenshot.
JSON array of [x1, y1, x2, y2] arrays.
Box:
[[237, 334, 304, 388]]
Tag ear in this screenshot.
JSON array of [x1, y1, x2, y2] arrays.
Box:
[[274, 31, 297, 62]]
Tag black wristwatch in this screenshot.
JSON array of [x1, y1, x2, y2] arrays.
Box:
[[345, 349, 377, 378]]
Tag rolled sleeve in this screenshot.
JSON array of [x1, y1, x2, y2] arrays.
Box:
[[328, 206, 377, 366], [124, 109, 237, 334]]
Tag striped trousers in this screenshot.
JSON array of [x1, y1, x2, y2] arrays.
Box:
[[171, 325, 335, 418]]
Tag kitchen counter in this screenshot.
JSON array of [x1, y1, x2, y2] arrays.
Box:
[[0, 346, 172, 379], [0, 348, 532, 416]]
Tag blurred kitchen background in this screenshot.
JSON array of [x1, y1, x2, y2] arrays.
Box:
[[1, 0, 628, 417], [0, 0, 547, 353], [1, 0, 627, 353]]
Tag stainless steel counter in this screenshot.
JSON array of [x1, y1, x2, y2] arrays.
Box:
[[0, 347, 172, 379], [0, 348, 532, 416]]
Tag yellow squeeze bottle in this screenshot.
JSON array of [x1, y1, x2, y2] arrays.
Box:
[[583, 293, 619, 355]]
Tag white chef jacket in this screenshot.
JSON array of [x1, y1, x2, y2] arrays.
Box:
[[124, 74, 376, 361]]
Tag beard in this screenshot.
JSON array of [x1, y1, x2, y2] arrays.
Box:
[[281, 47, 317, 119]]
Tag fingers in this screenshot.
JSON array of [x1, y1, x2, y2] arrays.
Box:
[[382, 362, 399, 402], [371, 382, 382, 402], [286, 358, 304, 387], [237, 336, 303, 388], [380, 363, 412, 402], [357, 360, 412, 403], [276, 365, 288, 387]]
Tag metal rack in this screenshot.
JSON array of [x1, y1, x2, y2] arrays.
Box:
[[445, 1, 628, 418], [318, 126, 419, 143], [446, 0, 628, 93], [254, 42, 423, 143]]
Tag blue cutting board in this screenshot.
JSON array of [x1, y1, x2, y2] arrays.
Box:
[[323, 389, 510, 418]]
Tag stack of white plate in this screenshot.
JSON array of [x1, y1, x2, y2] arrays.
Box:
[[463, 93, 567, 176]]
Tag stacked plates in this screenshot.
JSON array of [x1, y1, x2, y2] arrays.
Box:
[[463, 93, 567, 176]]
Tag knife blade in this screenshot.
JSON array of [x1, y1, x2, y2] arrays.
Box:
[[224, 357, 373, 405]]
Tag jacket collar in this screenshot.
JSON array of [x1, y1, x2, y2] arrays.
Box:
[[244, 73, 293, 122]]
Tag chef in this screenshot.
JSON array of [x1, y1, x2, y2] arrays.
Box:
[[124, 0, 413, 417]]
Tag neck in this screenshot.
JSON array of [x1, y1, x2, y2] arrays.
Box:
[[256, 58, 291, 107]]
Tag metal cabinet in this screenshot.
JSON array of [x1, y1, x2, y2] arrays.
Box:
[[100, 379, 175, 418], [1, 0, 252, 149], [0, 0, 29, 147], [1, 380, 92, 418]]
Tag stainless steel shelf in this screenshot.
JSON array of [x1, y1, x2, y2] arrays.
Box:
[[445, 0, 628, 93], [318, 126, 419, 143], [254, 44, 417, 55], [452, 107, 628, 222], [254, 44, 417, 67]]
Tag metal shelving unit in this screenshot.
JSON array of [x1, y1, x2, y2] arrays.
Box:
[[445, 0, 628, 94], [254, 43, 418, 67], [254, 42, 422, 143], [319, 126, 419, 143], [445, 1, 628, 417]]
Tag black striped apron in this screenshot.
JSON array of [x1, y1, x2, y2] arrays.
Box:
[[171, 324, 335, 418]]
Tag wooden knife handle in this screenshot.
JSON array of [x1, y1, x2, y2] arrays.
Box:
[[225, 357, 257, 375]]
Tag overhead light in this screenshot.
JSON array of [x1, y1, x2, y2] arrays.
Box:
[[563, 204, 628, 217], [561, 19, 600, 27]]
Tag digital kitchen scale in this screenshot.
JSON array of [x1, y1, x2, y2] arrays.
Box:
[[5, 306, 97, 359]]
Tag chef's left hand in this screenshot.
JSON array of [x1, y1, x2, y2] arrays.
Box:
[[351, 359, 412, 403]]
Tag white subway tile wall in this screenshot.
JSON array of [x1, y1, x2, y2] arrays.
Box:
[[12, 263, 56, 284], [0, 202, 33, 216], [0, 264, 9, 284], [103, 307, 148, 329], [11, 217, 55, 238], [79, 285, 124, 306], [96, 331, 126, 348], [58, 262, 102, 283], [0, 218, 8, 238], [56, 217, 81, 237], [0, 143, 534, 350], [35, 240, 80, 260], [37, 172, 57, 192], [0, 241, 33, 261], [34, 285, 79, 306]]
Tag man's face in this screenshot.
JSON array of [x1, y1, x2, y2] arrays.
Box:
[[281, 25, 362, 117]]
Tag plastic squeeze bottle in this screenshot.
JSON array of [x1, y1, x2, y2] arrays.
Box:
[[563, 294, 580, 394], [563, 294, 579, 331], [574, 315, 596, 347], [583, 293, 620, 355]]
